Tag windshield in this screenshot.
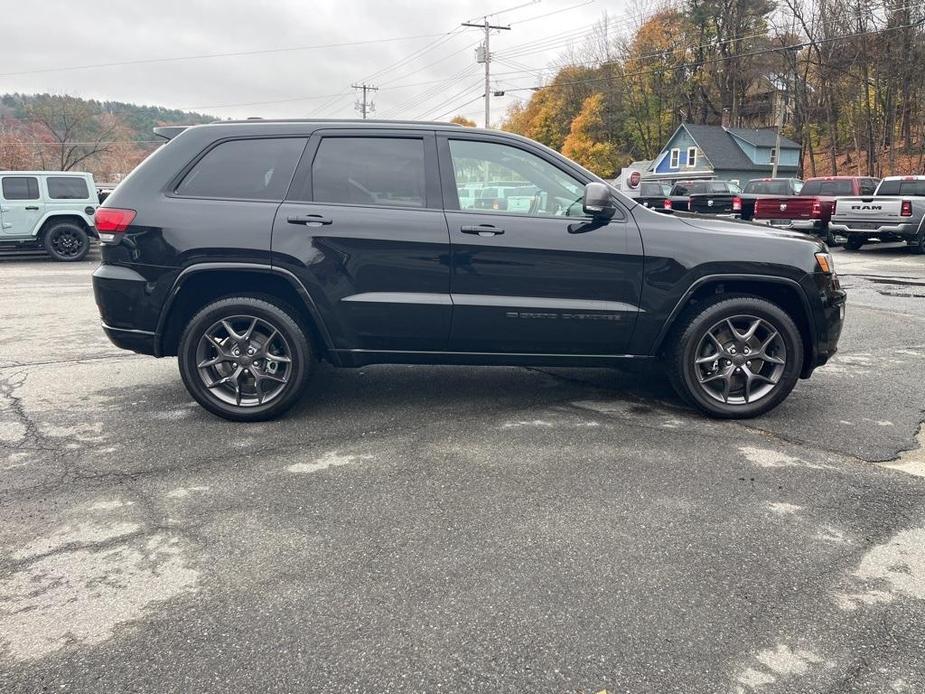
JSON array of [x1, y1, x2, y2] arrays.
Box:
[[801, 179, 854, 196], [876, 179, 925, 196], [743, 180, 794, 195]]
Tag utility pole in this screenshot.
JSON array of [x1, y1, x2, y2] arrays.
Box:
[[462, 17, 510, 128], [351, 84, 378, 119]]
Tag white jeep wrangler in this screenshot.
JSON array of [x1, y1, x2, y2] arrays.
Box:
[[0, 171, 98, 261]]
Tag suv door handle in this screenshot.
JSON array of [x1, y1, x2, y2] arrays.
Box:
[[460, 224, 504, 236], [24, 206, 40, 211], [287, 214, 333, 226]]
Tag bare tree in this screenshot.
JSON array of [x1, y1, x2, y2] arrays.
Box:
[[24, 95, 116, 171]]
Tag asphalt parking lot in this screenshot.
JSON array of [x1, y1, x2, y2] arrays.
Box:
[[1, 244, 924, 693]]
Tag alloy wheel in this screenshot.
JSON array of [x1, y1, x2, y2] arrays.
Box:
[[50, 229, 84, 258], [693, 314, 787, 405], [195, 315, 293, 407]]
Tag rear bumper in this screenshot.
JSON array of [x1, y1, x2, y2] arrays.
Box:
[[101, 323, 157, 355], [790, 219, 824, 232], [92, 264, 160, 356], [829, 221, 919, 238]]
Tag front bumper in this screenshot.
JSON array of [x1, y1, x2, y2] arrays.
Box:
[[802, 273, 846, 377]]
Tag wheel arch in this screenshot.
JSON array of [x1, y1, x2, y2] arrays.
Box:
[[155, 264, 337, 363], [653, 274, 816, 377], [37, 213, 93, 240]]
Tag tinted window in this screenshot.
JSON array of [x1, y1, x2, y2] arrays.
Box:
[[47, 176, 90, 199], [639, 182, 667, 196], [447, 139, 584, 217], [860, 179, 879, 195], [177, 138, 305, 200], [801, 179, 854, 196], [743, 180, 792, 195], [2, 176, 39, 200], [672, 181, 710, 196], [876, 179, 925, 197], [307, 137, 426, 207]]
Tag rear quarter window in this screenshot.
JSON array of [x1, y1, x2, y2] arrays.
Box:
[[176, 138, 306, 200], [46, 176, 90, 200]]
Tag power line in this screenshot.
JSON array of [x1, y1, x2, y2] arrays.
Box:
[[0, 32, 449, 78]]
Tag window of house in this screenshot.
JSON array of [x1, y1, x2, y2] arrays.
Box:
[[769, 148, 777, 164], [1, 176, 39, 200], [176, 138, 306, 200], [669, 148, 680, 168], [308, 137, 426, 207], [47, 176, 90, 200], [447, 139, 584, 217], [686, 147, 697, 168]]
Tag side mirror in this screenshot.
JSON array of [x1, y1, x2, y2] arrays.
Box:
[[582, 182, 616, 219]]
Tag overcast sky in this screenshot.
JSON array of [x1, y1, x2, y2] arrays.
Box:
[[0, 0, 639, 125]]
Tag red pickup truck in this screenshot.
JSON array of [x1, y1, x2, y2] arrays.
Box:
[[753, 176, 880, 243]]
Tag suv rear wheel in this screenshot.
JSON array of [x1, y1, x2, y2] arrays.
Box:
[[43, 221, 89, 261], [667, 296, 804, 418], [178, 297, 312, 421]]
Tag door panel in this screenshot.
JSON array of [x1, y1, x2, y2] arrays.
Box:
[[272, 130, 451, 352], [446, 211, 643, 354], [0, 176, 44, 237], [438, 134, 644, 355]]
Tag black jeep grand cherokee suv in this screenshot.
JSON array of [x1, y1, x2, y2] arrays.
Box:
[[92, 120, 845, 421]]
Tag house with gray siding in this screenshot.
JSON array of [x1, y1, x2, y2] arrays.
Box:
[[645, 124, 800, 185]]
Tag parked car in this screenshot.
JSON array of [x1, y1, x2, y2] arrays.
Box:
[[687, 181, 743, 216], [0, 171, 98, 261], [634, 180, 672, 210], [663, 180, 741, 214], [92, 120, 845, 422], [753, 176, 879, 244], [828, 176, 925, 252], [738, 178, 803, 221]]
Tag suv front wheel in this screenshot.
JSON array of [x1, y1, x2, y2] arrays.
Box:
[[178, 297, 313, 421], [667, 296, 804, 418]]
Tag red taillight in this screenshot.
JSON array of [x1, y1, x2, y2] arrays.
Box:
[[732, 196, 742, 212], [94, 208, 136, 232], [663, 198, 672, 210], [811, 200, 822, 218], [901, 199, 913, 217]]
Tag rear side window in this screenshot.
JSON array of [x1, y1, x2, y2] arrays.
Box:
[[176, 138, 306, 200], [877, 179, 925, 196], [47, 176, 89, 199], [2, 176, 39, 200], [307, 137, 426, 208]]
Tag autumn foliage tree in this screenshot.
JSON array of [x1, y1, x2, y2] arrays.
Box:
[[561, 93, 625, 176], [449, 115, 477, 127]]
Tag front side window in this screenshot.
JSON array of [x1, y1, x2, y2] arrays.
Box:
[[308, 137, 426, 207], [176, 138, 306, 200], [448, 139, 584, 217], [2, 176, 39, 200], [47, 176, 89, 200]]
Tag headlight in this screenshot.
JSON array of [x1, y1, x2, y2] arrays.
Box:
[[815, 252, 834, 274]]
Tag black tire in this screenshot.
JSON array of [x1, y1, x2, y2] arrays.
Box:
[[666, 295, 804, 419], [909, 232, 925, 255], [43, 222, 89, 261], [178, 297, 313, 421], [844, 236, 865, 251]]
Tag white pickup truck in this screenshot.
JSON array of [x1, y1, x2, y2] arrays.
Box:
[[829, 175, 925, 253]]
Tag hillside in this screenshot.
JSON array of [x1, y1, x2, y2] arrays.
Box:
[[0, 93, 217, 180]]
